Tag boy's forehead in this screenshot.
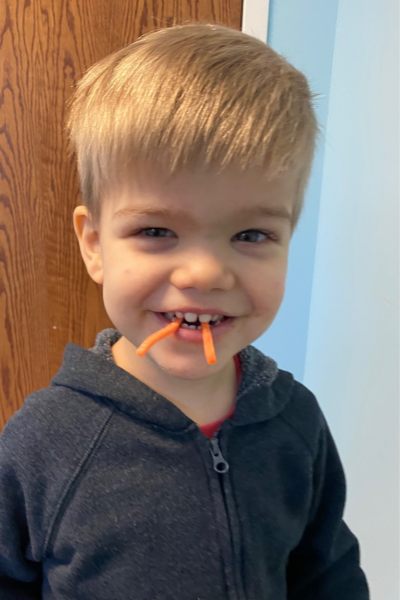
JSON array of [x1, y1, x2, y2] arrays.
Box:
[[104, 164, 297, 221]]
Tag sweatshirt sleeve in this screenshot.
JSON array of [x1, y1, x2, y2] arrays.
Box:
[[0, 409, 43, 599], [286, 416, 370, 599]]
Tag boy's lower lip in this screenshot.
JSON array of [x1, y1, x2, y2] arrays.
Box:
[[152, 312, 236, 345]]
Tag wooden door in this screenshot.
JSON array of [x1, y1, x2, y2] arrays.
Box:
[[0, 1, 242, 430]]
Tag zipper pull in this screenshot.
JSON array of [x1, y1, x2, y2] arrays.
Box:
[[209, 437, 229, 473]]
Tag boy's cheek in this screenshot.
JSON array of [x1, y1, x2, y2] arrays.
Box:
[[253, 269, 287, 305], [273, 273, 287, 301]]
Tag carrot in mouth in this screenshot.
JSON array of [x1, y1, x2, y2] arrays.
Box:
[[136, 317, 183, 356], [136, 315, 217, 364], [201, 322, 217, 364]]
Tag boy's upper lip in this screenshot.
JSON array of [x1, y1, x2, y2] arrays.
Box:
[[155, 307, 235, 317]]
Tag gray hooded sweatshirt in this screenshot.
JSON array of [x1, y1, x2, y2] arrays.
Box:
[[0, 329, 369, 599]]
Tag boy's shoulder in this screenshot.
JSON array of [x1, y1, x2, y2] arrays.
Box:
[[271, 367, 327, 457], [1, 384, 112, 499], [0, 384, 113, 554], [237, 341, 327, 457], [2, 382, 112, 450]]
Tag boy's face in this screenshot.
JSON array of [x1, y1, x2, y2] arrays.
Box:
[[74, 166, 296, 381]]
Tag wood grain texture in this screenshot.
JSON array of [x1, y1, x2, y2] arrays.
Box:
[[0, 0, 242, 430]]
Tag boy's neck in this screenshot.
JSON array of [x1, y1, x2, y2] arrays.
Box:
[[111, 336, 237, 426]]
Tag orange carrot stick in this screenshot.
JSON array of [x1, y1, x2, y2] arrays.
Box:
[[201, 322, 217, 364], [136, 317, 183, 356]]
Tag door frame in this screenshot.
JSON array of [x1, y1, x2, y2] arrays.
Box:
[[242, 0, 270, 42]]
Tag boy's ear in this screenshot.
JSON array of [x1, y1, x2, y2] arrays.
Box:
[[73, 206, 104, 285]]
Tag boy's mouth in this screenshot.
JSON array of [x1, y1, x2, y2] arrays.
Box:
[[162, 311, 229, 330], [152, 312, 236, 345]]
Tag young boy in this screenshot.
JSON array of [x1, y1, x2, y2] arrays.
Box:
[[0, 23, 369, 600]]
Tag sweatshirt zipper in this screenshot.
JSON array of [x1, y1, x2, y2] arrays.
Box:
[[209, 434, 229, 473], [208, 431, 246, 600]]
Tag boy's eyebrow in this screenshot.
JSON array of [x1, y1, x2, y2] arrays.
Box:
[[113, 205, 292, 223]]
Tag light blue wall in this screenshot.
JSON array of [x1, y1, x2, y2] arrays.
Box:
[[252, 0, 339, 383]]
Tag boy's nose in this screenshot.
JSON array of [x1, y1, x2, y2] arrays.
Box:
[[170, 254, 235, 293]]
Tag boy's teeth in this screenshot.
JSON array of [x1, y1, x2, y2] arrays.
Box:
[[163, 311, 224, 326], [184, 312, 200, 323], [198, 314, 212, 323]]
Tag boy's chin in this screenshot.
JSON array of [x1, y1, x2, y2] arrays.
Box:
[[146, 349, 228, 380]]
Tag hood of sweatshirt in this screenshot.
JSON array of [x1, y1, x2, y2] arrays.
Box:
[[50, 328, 295, 432]]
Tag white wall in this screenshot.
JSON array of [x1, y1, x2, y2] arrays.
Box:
[[303, 0, 399, 598]]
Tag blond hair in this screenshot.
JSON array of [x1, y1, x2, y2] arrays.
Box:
[[67, 23, 319, 231]]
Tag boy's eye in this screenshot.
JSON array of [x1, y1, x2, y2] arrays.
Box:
[[234, 230, 270, 243], [138, 227, 174, 238], [134, 228, 275, 242]]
